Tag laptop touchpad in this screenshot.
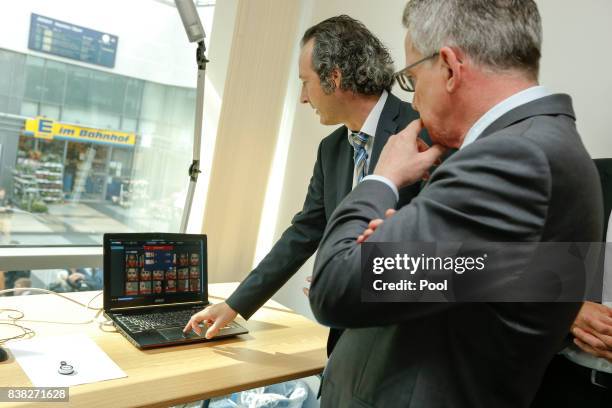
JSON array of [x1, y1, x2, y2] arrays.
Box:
[[158, 327, 204, 341]]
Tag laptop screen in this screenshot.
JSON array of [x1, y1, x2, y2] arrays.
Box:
[[103, 233, 207, 310]]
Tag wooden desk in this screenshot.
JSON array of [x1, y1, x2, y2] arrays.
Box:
[[0, 283, 327, 407]]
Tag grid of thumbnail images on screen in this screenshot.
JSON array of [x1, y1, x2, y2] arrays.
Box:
[[124, 247, 201, 295]]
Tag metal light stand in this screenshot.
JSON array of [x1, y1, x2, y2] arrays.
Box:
[[179, 40, 208, 233]]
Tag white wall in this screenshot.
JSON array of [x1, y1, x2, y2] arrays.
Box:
[[268, 0, 612, 318], [537, 0, 612, 158], [0, 0, 214, 88]]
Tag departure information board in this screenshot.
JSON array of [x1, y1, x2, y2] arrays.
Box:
[[28, 13, 118, 68]]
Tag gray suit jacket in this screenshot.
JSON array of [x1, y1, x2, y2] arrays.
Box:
[[310, 94, 603, 407]]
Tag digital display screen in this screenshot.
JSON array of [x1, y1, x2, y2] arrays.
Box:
[[28, 13, 118, 68], [104, 234, 207, 309]]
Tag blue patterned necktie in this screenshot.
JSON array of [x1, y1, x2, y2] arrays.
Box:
[[349, 131, 370, 185]]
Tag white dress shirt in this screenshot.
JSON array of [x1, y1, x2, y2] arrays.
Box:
[[348, 90, 388, 189], [366, 85, 551, 200], [460, 85, 550, 150], [562, 214, 612, 373], [604, 214, 612, 303]]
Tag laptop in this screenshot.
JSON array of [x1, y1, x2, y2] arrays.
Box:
[[103, 233, 248, 349]]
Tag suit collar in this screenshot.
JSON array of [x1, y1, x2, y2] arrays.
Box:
[[461, 86, 550, 150], [478, 93, 575, 140], [370, 92, 403, 173]]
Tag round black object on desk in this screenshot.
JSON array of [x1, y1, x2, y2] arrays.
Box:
[[0, 347, 7, 362]]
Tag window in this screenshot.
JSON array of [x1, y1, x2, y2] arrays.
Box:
[[0, 1, 215, 252]]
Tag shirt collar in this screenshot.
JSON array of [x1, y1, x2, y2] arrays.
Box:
[[347, 89, 388, 139], [460, 85, 551, 150]]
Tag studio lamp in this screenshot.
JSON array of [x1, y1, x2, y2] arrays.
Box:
[[175, 0, 208, 232]]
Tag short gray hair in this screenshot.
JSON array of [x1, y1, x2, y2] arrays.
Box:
[[403, 0, 542, 80], [301, 15, 394, 95]]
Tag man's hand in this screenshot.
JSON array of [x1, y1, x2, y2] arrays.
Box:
[[357, 209, 396, 244], [571, 301, 612, 361], [374, 119, 446, 188], [67, 272, 85, 285], [303, 275, 312, 297], [183, 301, 238, 339]]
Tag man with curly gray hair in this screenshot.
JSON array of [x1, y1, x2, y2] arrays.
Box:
[[185, 15, 425, 358], [301, 15, 394, 100], [308, 1, 602, 407]]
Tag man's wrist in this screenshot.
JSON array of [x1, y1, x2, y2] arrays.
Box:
[[225, 295, 250, 320], [224, 297, 241, 316], [362, 175, 399, 201]]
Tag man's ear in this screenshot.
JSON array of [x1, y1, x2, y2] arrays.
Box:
[[439, 46, 464, 93], [330, 68, 342, 90]]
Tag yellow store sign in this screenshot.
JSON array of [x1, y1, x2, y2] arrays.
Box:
[[23, 117, 136, 147]]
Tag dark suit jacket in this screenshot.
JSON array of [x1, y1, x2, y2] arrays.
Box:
[[310, 94, 603, 407], [226, 93, 423, 354]]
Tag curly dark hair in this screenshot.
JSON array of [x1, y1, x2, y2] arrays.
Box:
[[301, 15, 394, 95]]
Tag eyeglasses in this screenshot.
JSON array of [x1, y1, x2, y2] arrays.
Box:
[[394, 52, 439, 92]]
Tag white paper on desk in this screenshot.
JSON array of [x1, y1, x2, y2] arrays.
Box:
[[8, 333, 126, 387]]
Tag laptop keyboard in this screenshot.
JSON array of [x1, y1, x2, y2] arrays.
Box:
[[117, 309, 234, 333]]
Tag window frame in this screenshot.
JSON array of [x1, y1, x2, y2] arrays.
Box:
[[0, 246, 102, 270]]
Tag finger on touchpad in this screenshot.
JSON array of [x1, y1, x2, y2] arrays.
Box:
[[158, 327, 203, 341]]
